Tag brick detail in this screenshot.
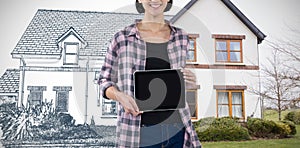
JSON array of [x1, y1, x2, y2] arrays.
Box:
[[186, 64, 259, 70], [213, 85, 247, 90], [27, 86, 47, 91], [212, 34, 246, 40], [53, 86, 72, 91]]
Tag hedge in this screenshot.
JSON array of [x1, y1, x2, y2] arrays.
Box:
[[194, 117, 250, 141], [284, 110, 300, 125], [247, 118, 295, 138]]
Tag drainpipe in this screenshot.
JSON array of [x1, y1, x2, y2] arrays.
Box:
[[257, 43, 263, 119], [19, 56, 26, 107], [84, 57, 89, 124]]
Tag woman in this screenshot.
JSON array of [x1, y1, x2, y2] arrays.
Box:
[[98, 0, 201, 147]]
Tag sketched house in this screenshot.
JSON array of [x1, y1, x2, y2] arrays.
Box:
[[9, 10, 146, 125], [1, 0, 265, 125]]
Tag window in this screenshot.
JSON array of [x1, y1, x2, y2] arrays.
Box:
[[187, 90, 198, 119], [212, 34, 245, 63], [102, 98, 117, 116], [27, 86, 46, 106], [187, 34, 199, 62], [216, 89, 245, 119], [53, 86, 72, 112], [64, 42, 79, 65]]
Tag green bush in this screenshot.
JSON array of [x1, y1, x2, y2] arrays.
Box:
[[284, 110, 300, 125], [194, 117, 250, 141], [281, 120, 296, 135], [247, 118, 294, 138], [273, 121, 290, 138], [247, 118, 275, 138]]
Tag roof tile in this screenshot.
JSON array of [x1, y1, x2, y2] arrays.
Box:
[[0, 69, 20, 93], [12, 9, 172, 57]]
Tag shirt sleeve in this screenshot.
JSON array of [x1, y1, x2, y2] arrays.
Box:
[[98, 33, 119, 99]]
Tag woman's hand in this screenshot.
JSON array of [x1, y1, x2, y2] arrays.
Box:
[[107, 86, 142, 116], [181, 68, 198, 90]]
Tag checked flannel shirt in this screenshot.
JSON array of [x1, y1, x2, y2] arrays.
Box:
[[98, 20, 201, 148]]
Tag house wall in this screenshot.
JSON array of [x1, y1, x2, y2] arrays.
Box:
[[18, 52, 117, 125], [174, 0, 262, 120], [19, 69, 117, 125]]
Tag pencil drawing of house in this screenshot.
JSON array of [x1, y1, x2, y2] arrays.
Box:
[[7, 10, 149, 125], [0, 0, 266, 126]]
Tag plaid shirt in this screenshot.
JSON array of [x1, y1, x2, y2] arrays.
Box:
[[98, 21, 201, 148]]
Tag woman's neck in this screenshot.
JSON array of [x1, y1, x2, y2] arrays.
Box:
[[143, 12, 165, 24]]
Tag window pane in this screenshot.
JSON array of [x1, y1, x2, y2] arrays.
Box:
[[230, 52, 241, 62], [218, 92, 229, 104], [66, 55, 78, 64], [232, 92, 242, 104], [102, 99, 117, 116], [189, 105, 196, 118], [187, 91, 197, 118], [29, 91, 42, 105], [230, 41, 240, 51], [218, 105, 229, 117], [232, 105, 242, 118], [56, 91, 68, 112], [216, 41, 227, 51], [190, 40, 195, 49], [66, 44, 78, 53], [187, 50, 195, 61], [216, 52, 228, 61]]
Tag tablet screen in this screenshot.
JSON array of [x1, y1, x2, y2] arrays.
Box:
[[134, 69, 185, 112]]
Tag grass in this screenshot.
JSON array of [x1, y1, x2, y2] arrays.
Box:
[[201, 109, 300, 148]]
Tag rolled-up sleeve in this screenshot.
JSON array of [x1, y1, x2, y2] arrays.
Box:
[[98, 33, 119, 99]]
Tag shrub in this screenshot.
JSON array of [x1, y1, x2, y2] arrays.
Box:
[[284, 110, 300, 125], [0, 101, 100, 141], [247, 118, 276, 138], [247, 118, 294, 138], [280, 120, 296, 135], [273, 122, 290, 138], [195, 117, 250, 141]]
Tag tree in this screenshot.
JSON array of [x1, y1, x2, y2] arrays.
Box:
[[250, 29, 300, 121], [262, 49, 298, 120]]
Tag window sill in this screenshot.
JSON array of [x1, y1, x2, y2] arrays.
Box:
[[101, 115, 117, 119], [186, 61, 199, 65], [62, 64, 80, 68], [214, 62, 245, 66]]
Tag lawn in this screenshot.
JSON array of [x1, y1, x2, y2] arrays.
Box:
[[202, 109, 300, 148]]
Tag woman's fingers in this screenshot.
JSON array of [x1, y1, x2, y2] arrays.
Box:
[[181, 69, 196, 82], [114, 90, 141, 116], [181, 68, 198, 90]]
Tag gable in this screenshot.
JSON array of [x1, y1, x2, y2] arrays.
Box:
[[57, 27, 87, 47], [171, 0, 266, 44]]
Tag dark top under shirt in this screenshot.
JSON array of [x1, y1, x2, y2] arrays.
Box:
[[141, 42, 182, 125]]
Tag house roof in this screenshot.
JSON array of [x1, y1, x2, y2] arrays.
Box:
[[11, 10, 152, 58], [0, 69, 20, 94], [170, 0, 266, 44]]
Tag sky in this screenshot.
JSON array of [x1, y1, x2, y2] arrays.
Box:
[[0, 0, 299, 75]]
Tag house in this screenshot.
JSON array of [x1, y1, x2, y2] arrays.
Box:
[[8, 10, 151, 125], [171, 0, 266, 120], [0, 0, 265, 125]]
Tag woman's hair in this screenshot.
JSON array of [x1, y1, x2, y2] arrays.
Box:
[[135, 0, 173, 13]]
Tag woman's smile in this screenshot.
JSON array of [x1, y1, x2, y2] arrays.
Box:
[[149, 3, 162, 9]]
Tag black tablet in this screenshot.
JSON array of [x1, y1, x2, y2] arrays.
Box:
[[134, 69, 185, 112]]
